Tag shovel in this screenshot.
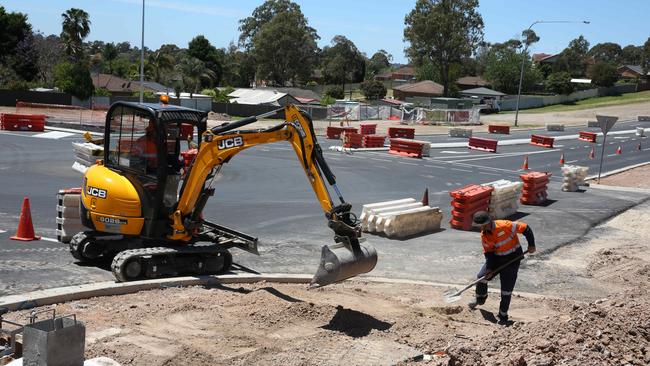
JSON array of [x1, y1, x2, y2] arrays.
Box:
[[443, 249, 530, 303]]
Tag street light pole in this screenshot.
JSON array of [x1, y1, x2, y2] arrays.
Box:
[[139, 0, 145, 104], [513, 20, 590, 127]]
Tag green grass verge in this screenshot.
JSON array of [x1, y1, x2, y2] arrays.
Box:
[[507, 90, 650, 114]]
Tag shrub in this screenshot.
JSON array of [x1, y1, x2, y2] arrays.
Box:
[[324, 85, 344, 99], [587, 62, 618, 88], [360, 80, 387, 100], [545, 72, 575, 95]]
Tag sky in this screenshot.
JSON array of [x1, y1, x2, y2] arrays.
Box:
[[3, 0, 649, 64]]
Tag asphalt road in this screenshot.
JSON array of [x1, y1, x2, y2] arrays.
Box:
[[0, 121, 649, 296]]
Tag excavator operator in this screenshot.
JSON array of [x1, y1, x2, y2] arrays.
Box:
[[132, 120, 158, 173]]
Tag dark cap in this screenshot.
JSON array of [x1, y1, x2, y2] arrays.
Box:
[[472, 211, 491, 226]]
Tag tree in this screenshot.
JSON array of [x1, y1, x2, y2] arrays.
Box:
[[324, 85, 344, 99], [148, 50, 174, 83], [0, 6, 39, 83], [621, 44, 643, 65], [588, 42, 622, 64], [178, 57, 216, 93], [360, 80, 387, 100], [404, 0, 484, 96], [102, 43, 118, 74], [7, 31, 39, 82], [483, 40, 541, 94], [221, 42, 256, 87], [546, 71, 574, 95], [321, 36, 366, 86], [366, 50, 392, 78], [33, 33, 64, 86], [239, 0, 319, 86], [53, 61, 94, 99], [0, 6, 32, 63], [587, 61, 618, 87], [555, 35, 590, 77], [188, 35, 223, 86], [643, 37, 650, 77], [60, 8, 91, 61]]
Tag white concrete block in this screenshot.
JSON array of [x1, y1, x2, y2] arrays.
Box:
[[546, 124, 565, 131], [383, 207, 443, 238], [360, 198, 417, 229], [448, 128, 472, 138], [636, 127, 645, 137], [366, 203, 423, 232]]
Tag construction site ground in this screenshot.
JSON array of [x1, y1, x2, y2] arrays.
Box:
[[2, 167, 650, 365]]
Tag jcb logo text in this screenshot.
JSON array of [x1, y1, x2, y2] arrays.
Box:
[[218, 136, 244, 150], [86, 186, 107, 199]]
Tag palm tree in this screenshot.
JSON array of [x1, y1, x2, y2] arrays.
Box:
[[178, 57, 216, 93], [102, 43, 118, 74], [60, 8, 91, 61], [148, 51, 174, 83]]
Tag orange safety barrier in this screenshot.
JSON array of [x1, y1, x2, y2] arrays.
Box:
[[449, 184, 494, 231], [578, 131, 597, 143], [488, 125, 510, 134], [0, 113, 46, 132], [362, 135, 386, 148], [388, 127, 415, 139], [326, 126, 357, 139], [343, 131, 363, 148], [530, 134, 554, 148], [520, 172, 551, 205], [389, 138, 426, 158], [468, 137, 498, 153], [359, 123, 377, 135]]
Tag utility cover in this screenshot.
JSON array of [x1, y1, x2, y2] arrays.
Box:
[[596, 115, 618, 135]]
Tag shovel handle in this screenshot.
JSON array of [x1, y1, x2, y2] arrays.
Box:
[[453, 249, 530, 297]]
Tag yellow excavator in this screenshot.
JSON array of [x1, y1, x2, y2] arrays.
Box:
[[71, 101, 377, 287]]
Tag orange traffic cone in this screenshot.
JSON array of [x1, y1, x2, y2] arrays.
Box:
[[589, 147, 595, 159], [422, 188, 429, 207], [521, 155, 529, 170], [559, 153, 565, 165], [616, 146, 622, 155], [11, 197, 40, 241]]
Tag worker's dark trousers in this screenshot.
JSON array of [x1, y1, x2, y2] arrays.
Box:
[[475, 258, 521, 319]]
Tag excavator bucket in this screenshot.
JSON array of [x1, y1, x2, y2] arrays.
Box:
[[310, 242, 377, 288]]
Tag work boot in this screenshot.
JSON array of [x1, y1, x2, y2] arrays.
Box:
[[467, 297, 485, 310], [497, 313, 509, 326]]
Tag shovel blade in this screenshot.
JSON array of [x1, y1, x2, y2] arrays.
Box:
[[310, 243, 378, 288], [442, 288, 462, 303]]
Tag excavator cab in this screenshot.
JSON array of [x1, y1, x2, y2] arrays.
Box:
[[75, 102, 376, 287]]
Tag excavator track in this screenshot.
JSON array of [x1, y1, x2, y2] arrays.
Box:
[[110, 245, 232, 282]]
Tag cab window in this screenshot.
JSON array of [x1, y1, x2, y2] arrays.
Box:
[[108, 106, 157, 175]]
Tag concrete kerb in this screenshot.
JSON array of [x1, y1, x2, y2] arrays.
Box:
[[0, 274, 574, 312]]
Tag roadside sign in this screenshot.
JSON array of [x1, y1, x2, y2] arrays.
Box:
[[595, 115, 619, 183], [596, 115, 618, 135]]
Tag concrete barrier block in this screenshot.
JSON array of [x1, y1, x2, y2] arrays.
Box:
[[57, 205, 80, 219], [383, 207, 443, 238], [636, 127, 645, 137], [587, 120, 599, 127], [360, 198, 417, 229], [488, 202, 518, 219], [448, 128, 473, 138], [546, 124, 565, 131], [639, 116, 650, 122], [62, 193, 81, 207], [365, 202, 423, 232]]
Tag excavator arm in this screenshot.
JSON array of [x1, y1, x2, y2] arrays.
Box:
[[169, 105, 377, 287]]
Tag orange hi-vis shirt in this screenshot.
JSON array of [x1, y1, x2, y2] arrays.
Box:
[[481, 220, 528, 256]]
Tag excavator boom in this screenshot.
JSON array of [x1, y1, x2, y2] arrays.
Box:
[[170, 105, 377, 287]]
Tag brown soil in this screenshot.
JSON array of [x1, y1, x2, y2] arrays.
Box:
[[3, 148, 650, 366]]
